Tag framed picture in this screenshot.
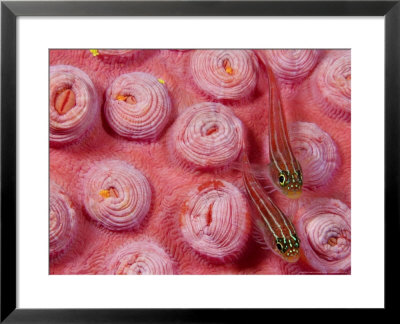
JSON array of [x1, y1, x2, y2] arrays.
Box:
[[1, 0, 397, 321]]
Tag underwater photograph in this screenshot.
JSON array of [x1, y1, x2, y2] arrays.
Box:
[[49, 49, 351, 275]]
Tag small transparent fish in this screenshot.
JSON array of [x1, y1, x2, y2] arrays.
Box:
[[241, 152, 300, 262], [256, 51, 304, 199]]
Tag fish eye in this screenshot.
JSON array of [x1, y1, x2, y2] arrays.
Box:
[[276, 242, 283, 251], [278, 173, 286, 186]]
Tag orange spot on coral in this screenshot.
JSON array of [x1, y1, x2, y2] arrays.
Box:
[[99, 187, 118, 199], [116, 95, 127, 101], [197, 180, 225, 192], [99, 189, 110, 198], [179, 202, 189, 227], [117, 95, 136, 104], [223, 59, 233, 75]]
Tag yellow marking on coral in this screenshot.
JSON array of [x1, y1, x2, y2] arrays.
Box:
[[158, 78, 165, 84], [90, 49, 100, 57], [99, 189, 111, 198], [116, 95, 128, 101]]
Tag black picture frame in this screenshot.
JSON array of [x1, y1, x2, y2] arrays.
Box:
[[1, 0, 398, 322]]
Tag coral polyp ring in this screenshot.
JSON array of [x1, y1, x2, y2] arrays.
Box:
[[190, 50, 259, 100], [49, 65, 99, 147], [312, 52, 351, 121], [289, 121, 340, 191], [83, 160, 152, 231], [171, 102, 244, 169], [107, 240, 176, 275], [50, 182, 77, 260], [264, 49, 321, 83], [295, 198, 351, 273], [104, 72, 172, 141], [179, 180, 251, 263]]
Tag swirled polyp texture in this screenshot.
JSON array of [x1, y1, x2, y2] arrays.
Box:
[[107, 241, 175, 275], [312, 52, 351, 121], [289, 122, 339, 190], [295, 198, 351, 273], [190, 50, 258, 100], [83, 160, 151, 231], [172, 102, 244, 169], [98, 50, 135, 56], [50, 182, 77, 259], [50, 65, 98, 146], [264, 50, 320, 83], [104, 72, 172, 140], [180, 180, 251, 263]]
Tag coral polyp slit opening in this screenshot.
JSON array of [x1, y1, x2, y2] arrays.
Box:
[[54, 89, 76, 115], [328, 237, 337, 246], [205, 125, 218, 136], [206, 202, 214, 225]]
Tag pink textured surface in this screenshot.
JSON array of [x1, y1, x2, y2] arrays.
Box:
[[49, 49, 351, 275]]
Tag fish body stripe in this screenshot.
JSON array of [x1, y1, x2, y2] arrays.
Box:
[[242, 154, 296, 241], [267, 66, 299, 175], [244, 176, 283, 239]]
